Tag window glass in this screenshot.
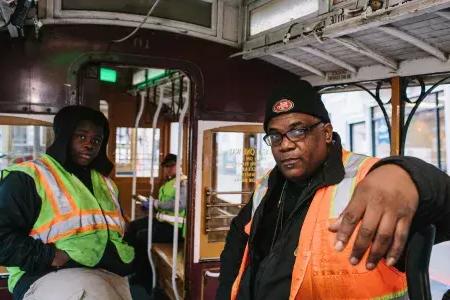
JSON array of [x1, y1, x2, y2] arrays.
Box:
[[372, 105, 391, 158], [214, 132, 245, 204], [250, 0, 319, 35], [404, 91, 446, 171], [0, 125, 53, 171], [99, 100, 109, 119], [404, 86, 449, 299], [206, 130, 275, 242], [255, 133, 276, 179], [349, 122, 368, 155], [322, 88, 392, 157], [115, 127, 160, 177]]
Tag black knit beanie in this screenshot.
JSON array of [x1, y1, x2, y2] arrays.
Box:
[[263, 80, 330, 132]]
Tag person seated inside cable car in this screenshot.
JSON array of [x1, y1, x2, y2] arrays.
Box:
[[0, 106, 135, 300], [127, 153, 187, 293]]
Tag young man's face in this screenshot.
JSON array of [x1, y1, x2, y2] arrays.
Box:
[[267, 112, 333, 182], [70, 120, 104, 166], [163, 164, 177, 179]]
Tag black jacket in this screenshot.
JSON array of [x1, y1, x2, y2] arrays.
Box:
[[0, 106, 132, 300], [217, 140, 450, 300]]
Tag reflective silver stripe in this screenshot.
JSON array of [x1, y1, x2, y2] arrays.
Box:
[[103, 176, 121, 209], [330, 153, 368, 218], [374, 290, 409, 300], [31, 213, 123, 242], [103, 176, 126, 234], [251, 175, 270, 217], [33, 159, 73, 215]]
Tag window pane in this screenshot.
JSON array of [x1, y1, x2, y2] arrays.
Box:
[[404, 91, 446, 170], [372, 110, 391, 158], [0, 125, 53, 171], [206, 130, 275, 242], [322, 88, 392, 157], [255, 133, 276, 179], [429, 242, 450, 299], [214, 132, 244, 204], [350, 122, 368, 155], [250, 0, 319, 35], [115, 127, 160, 177]]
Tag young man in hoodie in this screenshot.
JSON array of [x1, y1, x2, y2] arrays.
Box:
[[0, 106, 134, 300]]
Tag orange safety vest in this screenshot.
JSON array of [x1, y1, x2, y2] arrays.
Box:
[[231, 151, 408, 300]]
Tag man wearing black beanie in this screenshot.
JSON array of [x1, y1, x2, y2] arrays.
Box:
[[217, 80, 450, 300]]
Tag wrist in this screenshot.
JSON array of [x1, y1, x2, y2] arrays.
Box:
[[51, 249, 69, 268]]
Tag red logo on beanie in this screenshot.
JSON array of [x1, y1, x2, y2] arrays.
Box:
[[273, 99, 294, 113]]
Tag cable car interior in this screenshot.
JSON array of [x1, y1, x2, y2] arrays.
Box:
[[1, 0, 450, 299]]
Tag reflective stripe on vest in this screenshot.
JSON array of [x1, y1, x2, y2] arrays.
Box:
[[20, 155, 124, 243], [30, 212, 123, 243], [231, 151, 407, 300], [251, 171, 270, 217]]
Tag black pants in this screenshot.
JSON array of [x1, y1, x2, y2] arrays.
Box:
[[126, 217, 183, 292]]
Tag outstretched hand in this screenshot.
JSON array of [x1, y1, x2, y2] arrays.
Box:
[[329, 164, 419, 270]]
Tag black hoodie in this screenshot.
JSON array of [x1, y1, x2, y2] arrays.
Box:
[[0, 105, 132, 300]]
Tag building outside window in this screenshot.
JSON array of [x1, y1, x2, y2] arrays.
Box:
[[0, 125, 53, 171], [115, 127, 160, 177]]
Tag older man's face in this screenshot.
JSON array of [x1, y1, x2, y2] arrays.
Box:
[[267, 112, 333, 182]]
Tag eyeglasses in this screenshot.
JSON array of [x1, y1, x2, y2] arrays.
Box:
[[263, 121, 323, 146]]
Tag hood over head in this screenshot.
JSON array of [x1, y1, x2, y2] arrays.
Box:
[[46, 105, 113, 176]]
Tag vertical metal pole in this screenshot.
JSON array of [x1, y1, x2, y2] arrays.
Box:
[[33, 126, 40, 159], [390, 77, 404, 156], [435, 94, 442, 170], [172, 81, 190, 300], [148, 86, 165, 290], [131, 92, 146, 220]]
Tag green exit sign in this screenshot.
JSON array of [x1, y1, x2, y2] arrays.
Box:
[[100, 68, 117, 83]]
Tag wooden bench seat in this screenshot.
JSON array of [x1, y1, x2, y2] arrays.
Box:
[[151, 243, 184, 300]]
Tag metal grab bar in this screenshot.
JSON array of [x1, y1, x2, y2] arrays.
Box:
[[172, 80, 190, 300], [406, 224, 435, 300], [156, 212, 185, 224], [206, 203, 245, 208], [205, 227, 231, 232], [205, 215, 238, 220], [204, 271, 220, 278], [206, 190, 253, 196], [131, 91, 146, 221], [147, 85, 165, 291]]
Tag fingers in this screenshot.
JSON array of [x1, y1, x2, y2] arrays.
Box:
[[334, 191, 366, 251], [328, 214, 342, 233], [348, 207, 382, 267], [385, 217, 411, 267], [364, 214, 397, 270]]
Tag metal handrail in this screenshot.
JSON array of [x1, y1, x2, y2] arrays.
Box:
[[131, 91, 146, 221], [172, 80, 189, 300], [206, 203, 245, 208], [205, 227, 231, 232], [205, 215, 238, 220], [206, 190, 253, 196], [147, 85, 165, 291]]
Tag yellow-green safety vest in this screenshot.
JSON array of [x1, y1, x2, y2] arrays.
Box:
[[3, 154, 134, 292]]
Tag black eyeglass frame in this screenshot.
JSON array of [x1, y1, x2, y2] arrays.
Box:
[[263, 121, 323, 146]]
